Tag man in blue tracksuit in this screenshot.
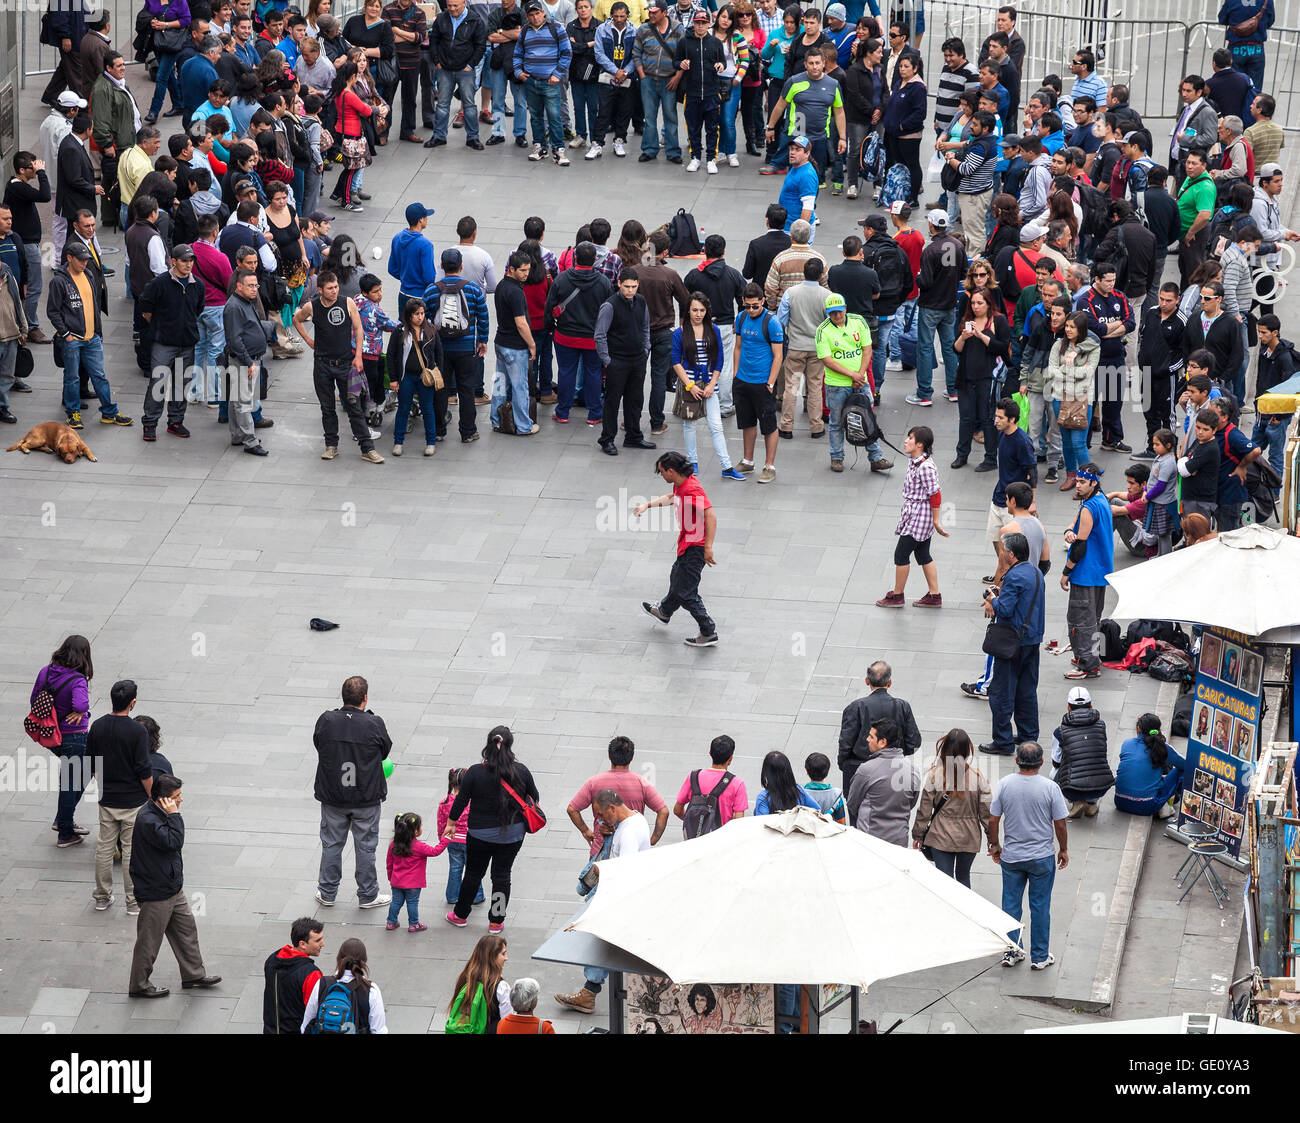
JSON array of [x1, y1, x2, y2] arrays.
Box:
[[424, 247, 490, 444], [388, 202, 438, 318], [1080, 263, 1135, 453], [1218, 0, 1274, 92]]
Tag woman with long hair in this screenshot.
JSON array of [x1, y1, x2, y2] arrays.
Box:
[[302, 937, 388, 1033], [1115, 714, 1186, 819], [328, 62, 373, 211], [323, 234, 364, 300], [758, 5, 801, 167], [305, 0, 332, 38], [984, 193, 1022, 262], [732, 1, 766, 157], [960, 258, 999, 321], [443, 727, 540, 933], [342, 0, 397, 104], [230, 71, 264, 136], [713, 4, 751, 167], [256, 49, 292, 97], [881, 53, 926, 207], [952, 287, 1010, 469], [517, 239, 555, 403], [1047, 183, 1079, 259], [911, 729, 991, 887], [754, 751, 820, 814], [616, 219, 648, 272], [842, 35, 884, 202], [33, 636, 94, 847], [446, 934, 512, 1034], [672, 293, 741, 478], [386, 297, 446, 457], [1047, 307, 1100, 489]]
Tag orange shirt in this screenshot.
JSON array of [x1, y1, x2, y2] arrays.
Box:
[[496, 1014, 555, 1034]]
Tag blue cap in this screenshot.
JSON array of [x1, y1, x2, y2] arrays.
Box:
[[405, 202, 434, 224], [790, 134, 811, 149]]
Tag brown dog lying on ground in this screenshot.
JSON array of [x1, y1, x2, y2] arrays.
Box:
[[6, 421, 97, 463]]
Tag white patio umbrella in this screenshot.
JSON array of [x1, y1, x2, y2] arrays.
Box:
[[568, 807, 1020, 988], [1107, 524, 1300, 637]]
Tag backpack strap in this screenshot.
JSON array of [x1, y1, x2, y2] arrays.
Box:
[[710, 771, 735, 801], [759, 310, 773, 346]]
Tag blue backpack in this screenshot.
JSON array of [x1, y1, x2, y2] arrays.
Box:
[[859, 132, 884, 183], [312, 975, 361, 1034], [879, 162, 911, 208]]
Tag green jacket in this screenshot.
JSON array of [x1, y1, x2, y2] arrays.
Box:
[[90, 75, 137, 154]]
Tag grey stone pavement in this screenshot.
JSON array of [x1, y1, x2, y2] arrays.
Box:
[[0, 61, 1287, 1034]]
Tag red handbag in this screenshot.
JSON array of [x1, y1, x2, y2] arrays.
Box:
[[501, 779, 546, 834], [24, 686, 62, 751]]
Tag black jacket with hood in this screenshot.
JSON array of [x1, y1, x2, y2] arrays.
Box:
[[544, 265, 613, 341]]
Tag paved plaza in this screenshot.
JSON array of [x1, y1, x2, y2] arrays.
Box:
[[0, 63, 1284, 1033]]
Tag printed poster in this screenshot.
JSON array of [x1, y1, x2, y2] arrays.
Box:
[[624, 976, 775, 1034], [1177, 626, 1264, 858]]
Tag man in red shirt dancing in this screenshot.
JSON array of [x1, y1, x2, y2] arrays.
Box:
[[635, 451, 719, 648]]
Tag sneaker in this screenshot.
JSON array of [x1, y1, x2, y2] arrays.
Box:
[[462, 432, 480, 443], [885, 358, 903, 371], [1067, 801, 1088, 820], [720, 406, 735, 417], [1130, 448, 1157, 461], [424, 445, 437, 456], [321, 446, 338, 460], [904, 395, 932, 406], [1002, 947, 1026, 968], [475, 394, 491, 405], [830, 459, 844, 472], [166, 422, 190, 438], [66, 411, 83, 429], [56, 834, 84, 847], [1100, 440, 1132, 453], [126, 904, 140, 916], [386, 920, 400, 930], [585, 143, 602, 159], [960, 681, 987, 699], [564, 127, 576, 142], [1156, 801, 1177, 820], [1083, 802, 1099, 818], [528, 143, 546, 161], [686, 157, 700, 172], [444, 910, 468, 928], [101, 413, 133, 426], [555, 989, 597, 1013], [408, 922, 428, 932], [757, 465, 776, 483], [946, 392, 959, 402], [142, 428, 156, 442], [913, 592, 942, 607], [831, 181, 842, 195], [870, 459, 893, 472], [453, 110, 465, 128], [569, 134, 587, 149], [358, 894, 392, 909], [1064, 667, 1101, 680], [846, 184, 859, 199], [1031, 953, 1057, 971], [554, 150, 570, 167], [613, 139, 626, 157], [342, 202, 364, 213], [721, 467, 745, 480], [650, 424, 669, 436], [1045, 465, 1059, 483], [94, 895, 114, 911], [642, 601, 670, 623], [706, 160, 718, 174], [488, 921, 505, 934], [367, 427, 381, 440], [727, 153, 739, 167], [737, 459, 755, 473], [392, 444, 403, 456], [361, 449, 385, 463], [684, 634, 719, 647], [875, 591, 905, 607], [314, 889, 335, 906]]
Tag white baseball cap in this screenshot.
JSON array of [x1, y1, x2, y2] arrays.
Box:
[[925, 208, 949, 228], [57, 91, 88, 109], [1067, 686, 1092, 706]]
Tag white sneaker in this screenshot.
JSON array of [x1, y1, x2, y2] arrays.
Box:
[[846, 184, 858, 199], [885, 358, 904, 371], [569, 134, 587, 149], [686, 157, 700, 172], [706, 160, 718, 174], [528, 142, 546, 161], [367, 427, 381, 440], [358, 894, 392, 909], [727, 153, 739, 167], [392, 444, 403, 456], [554, 150, 570, 167], [1030, 953, 1057, 971], [585, 143, 602, 160], [613, 139, 626, 157]]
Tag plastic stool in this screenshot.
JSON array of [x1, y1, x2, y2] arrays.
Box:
[[1177, 841, 1229, 909]]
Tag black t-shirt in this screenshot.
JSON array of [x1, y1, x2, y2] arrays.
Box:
[[312, 294, 354, 362], [1182, 438, 1220, 502], [87, 714, 152, 809], [494, 276, 529, 351], [827, 260, 880, 319]]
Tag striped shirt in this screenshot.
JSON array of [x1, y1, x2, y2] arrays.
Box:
[[756, 5, 783, 38], [934, 62, 978, 136], [1071, 71, 1108, 107], [955, 134, 997, 193]]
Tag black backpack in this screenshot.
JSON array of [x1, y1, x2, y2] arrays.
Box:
[[842, 391, 881, 447], [667, 208, 702, 257], [1099, 618, 1125, 662], [1123, 619, 1190, 651], [682, 770, 735, 840], [1076, 181, 1110, 240], [1171, 692, 1195, 737], [864, 238, 911, 305]]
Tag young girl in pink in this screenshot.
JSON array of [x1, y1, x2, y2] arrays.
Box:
[[386, 812, 438, 932], [431, 769, 485, 906]]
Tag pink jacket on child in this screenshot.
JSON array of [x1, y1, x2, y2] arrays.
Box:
[[430, 792, 470, 857], [386, 839, 439, 889]]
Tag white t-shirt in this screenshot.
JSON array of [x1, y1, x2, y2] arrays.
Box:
[[301, 970, 388, 1033], [611, 812, 652, 858]]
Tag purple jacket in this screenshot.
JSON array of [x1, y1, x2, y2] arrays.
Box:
[[146, 0, 192, 25], [32, 663, 90, 734]]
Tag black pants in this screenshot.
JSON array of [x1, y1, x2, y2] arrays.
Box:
[[740, 83, 762, 151], [443, 349, 478, 438], [397, 65, 421, 137], [313, 359, 373, 451], [955, 379, 996, 463], [41, 47, 83, 106], [683, 96, 719, 161], [1097, 360, 1125, 443], [1178, 227, 1208, 289], [661, 544, 716, 636], [1144, 370, 1175, 448], [886, 133, 922, 205], [600, 353, 647, 445], [455, 835, 524, 924], [594, 83, 634, 144], [764, 76, 784, 158]]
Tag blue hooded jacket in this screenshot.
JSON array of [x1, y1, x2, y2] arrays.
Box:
[[388, 228, 437, 298]]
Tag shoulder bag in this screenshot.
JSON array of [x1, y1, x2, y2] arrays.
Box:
[[918, 791, 949, 862], [411, 332, 443, 389], [501, 778, 547, 833], [982, 567, 1042, 661]]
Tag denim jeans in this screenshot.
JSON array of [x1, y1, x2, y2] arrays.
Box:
[[317, 802, 382, 903], [531, 329, 554, 395], [640, 76, 681, 159], [524, 77, 564, 151], [988, 643, 1040, 752], [62, 335, 117, 417], [682, 392, 732, 470], [303, 166, 322, 221], [1028, 389, 1062, 465], [915, 305, 957, 399], [489, 67, 527, 139], [931, 849, 976, 887], [715, 323, 734, 410], [571, 79, 601, 140], [0, 338, 15, 408], [1232, 319, 1249, 405], [444, 840, 485, 903], [1053, 401, 1092, 474], [393, 371, 444, 445], [1253, 414, 1287, 483], [149, 50, 181, 117], [872, 313, 893, 390], [554, 342, 602, 421], [718, 81, 742, 156], [387, 886, 422, 925], [1230, 44, 1266, 92], [492, 344, 533, 433], [1001, 854, 1056, 963], [55, 730, 88, 842], [436, 66, 480, 141], [194, 306, 225, 403], [21, 240, 41, 328], [826, 384, 883, 463]]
